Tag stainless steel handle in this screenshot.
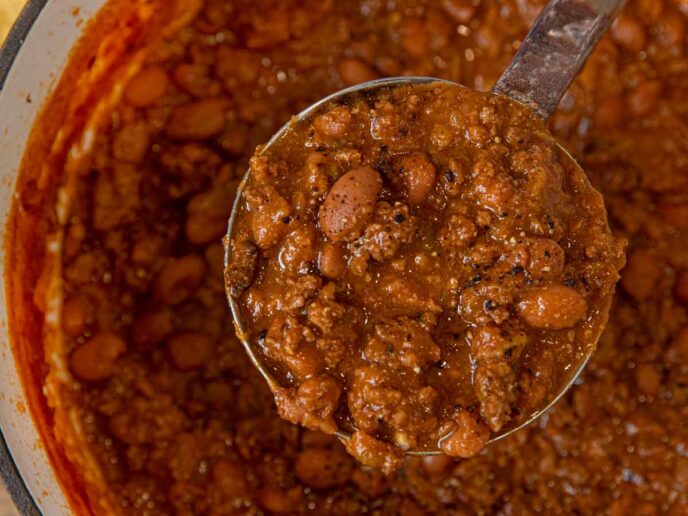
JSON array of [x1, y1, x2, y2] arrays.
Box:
[[493, 0, 626, 119]]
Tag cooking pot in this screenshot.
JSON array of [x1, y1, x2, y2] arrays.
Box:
[[0, 1, 106, 513]]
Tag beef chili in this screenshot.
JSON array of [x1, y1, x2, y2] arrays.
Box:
[[225, 82, 624, 469], [9, 0, 688, 513]]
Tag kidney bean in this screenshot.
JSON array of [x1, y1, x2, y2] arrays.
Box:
[[167, 331, 215, 370], [166, 98, 228, 140], [70, 332, 127, 382], [318, 166, 382, 242], [155, 255, 206, 305], [517, 285, 587, 330], [124, 65, 170, 107], [398, 152, 437, 205]]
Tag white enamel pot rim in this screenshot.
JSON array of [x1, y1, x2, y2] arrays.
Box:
[[0, 1, 105, 514]]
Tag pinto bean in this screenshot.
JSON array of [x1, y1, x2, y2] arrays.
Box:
[[295, 448, 353, 489], [166, 98, 228, 140], [441, 0, 476, 23], [398, 152, 437, 205], [319, 242, 347, 279], [70, 332, 126, 382], [421, 454, 454, 475], [621, 249, 660, 302], [211, 459, 248, 498], [257, 486, 300, 514], [517, 285, 587, 330], [155, 255, 206, 305], [611, 14, 647, 53], [400, 17, 429, 59], [318, 166, 382, 242], [636, 362, 661, 396], [167, 331, 215, 370], [63, 296, 89, 337], [627, 80, 662, 117], [132, 310, 173, 350], [336, 58, 379, 87], [124, 65, 170, 107], [112, 121, 150, 163]]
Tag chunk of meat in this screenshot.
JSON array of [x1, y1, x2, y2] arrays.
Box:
[[274, 376, 341, 434], [439, 410, 490, 457], [438, 214, 478, 257], [473, 361, 516, 432], [246, 185, 293, 249], [348, 365, 439, 450], [351, 202, 417, 266], [344, 431, 404, 475], [225, 239, 258, 298], [313, 106, 353, 138], [364, 317, 441, 373]]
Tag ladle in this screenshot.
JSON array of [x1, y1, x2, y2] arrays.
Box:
[[225, 0, 626, 455]]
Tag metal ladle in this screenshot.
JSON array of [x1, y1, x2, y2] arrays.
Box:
[[224, 0, 626, 455]]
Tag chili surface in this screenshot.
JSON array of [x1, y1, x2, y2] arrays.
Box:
[[9, 0, 688, 513], [226, 82, 623, 470]]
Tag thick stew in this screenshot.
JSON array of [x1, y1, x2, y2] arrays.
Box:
[[226, 82, 623, 470], [8, 0, 688, 514]]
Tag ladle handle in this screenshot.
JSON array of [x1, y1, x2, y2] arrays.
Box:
[[493, 0, 626, 119]]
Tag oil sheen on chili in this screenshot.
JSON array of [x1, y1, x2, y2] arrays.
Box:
[[225, 82, 624, 471]]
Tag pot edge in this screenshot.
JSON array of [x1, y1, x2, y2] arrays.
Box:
[[0, 1, 49, 514]]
